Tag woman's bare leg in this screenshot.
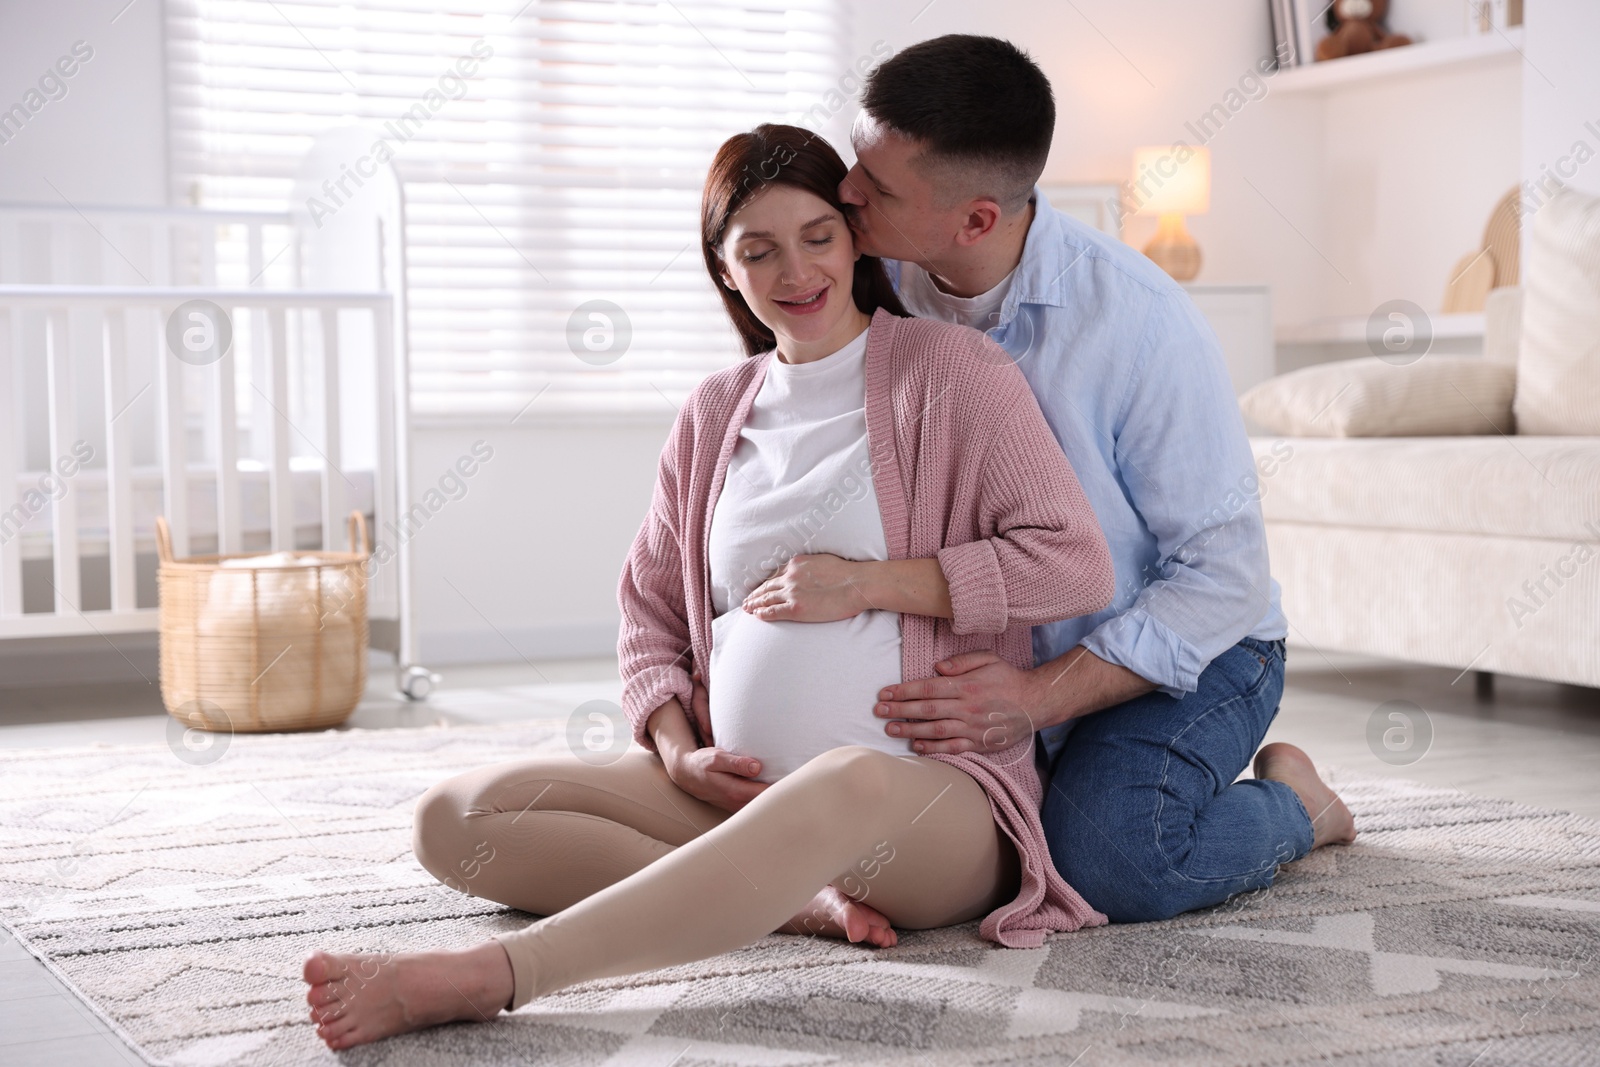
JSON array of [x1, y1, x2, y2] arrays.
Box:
[[306, 747, 1016, 1049]]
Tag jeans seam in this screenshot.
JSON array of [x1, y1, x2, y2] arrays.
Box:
[[1150, 655, 1283, 888]]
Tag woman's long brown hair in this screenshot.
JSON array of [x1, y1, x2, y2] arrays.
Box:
[[701, 124, 906, 357]]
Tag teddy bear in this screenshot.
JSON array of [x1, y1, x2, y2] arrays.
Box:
[[1316, 0, 1413, 61]]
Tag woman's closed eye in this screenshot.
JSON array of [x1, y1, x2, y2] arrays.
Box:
[[742, 236, 832, 262]]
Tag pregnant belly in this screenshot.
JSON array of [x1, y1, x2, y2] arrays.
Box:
[[708, 609, 910, 783]]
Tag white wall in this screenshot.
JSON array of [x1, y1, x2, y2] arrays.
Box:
[[406, 417, 671, 666], [1318, 63, 1522, 319], [1, 0, 1584, 678], [0, 0, 167, 205], [1522, 0, 1600, 199], [847, 0, 1329, 329], [1310, 0, 1526, 321], [851, 0, 1528, 331], [410, 0, 1549, 664]]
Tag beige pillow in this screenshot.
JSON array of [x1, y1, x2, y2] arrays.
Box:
[[1483, 286, 1523, 365], [1515, 187, 1600, 434], [1239, 357, 1515, 437]]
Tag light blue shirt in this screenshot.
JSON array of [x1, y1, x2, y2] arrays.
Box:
[[888, 189, 1287, 724]]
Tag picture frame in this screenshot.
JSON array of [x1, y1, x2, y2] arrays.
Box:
[[1039, 182, 1124, 237]]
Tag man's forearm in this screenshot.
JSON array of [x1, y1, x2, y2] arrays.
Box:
[[1027, 645, 1157, 729]]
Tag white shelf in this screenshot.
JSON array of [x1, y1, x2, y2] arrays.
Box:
[[1274, 28, 1524, 94], [1182, 283, 1270, 296], [1277, 312, 1484, 345]]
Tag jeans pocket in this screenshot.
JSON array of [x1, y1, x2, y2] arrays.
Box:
[[1217, 640, 1274, 694]]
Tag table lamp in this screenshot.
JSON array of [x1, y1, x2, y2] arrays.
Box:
[[1132, 145, 1210, 281]]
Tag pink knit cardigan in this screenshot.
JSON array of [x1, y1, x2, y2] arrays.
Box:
[[618, 308, 1116, 946]]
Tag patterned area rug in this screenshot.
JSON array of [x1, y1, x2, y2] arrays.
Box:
[[3, 722, 1599, 1067]]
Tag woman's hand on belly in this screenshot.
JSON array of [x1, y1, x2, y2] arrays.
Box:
[[744, 555, 954, 623], [649, 697, 769, 813], [742, 553, 873, 623], [663, 743, 771, 813]]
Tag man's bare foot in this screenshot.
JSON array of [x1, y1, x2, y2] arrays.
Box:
[[1255, 742, 1357, 849], [303, 941, 514, 1050], [781, 885, 898, 948]]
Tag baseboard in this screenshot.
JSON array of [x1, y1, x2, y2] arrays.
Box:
[[0, 632, 161, 689], [418, 620, 620, 666], [0, 620, 620, 691]]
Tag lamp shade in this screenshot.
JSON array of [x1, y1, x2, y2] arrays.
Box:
[[1131, 145, 1210, 217]]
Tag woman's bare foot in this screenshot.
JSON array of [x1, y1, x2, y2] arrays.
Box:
[[303, 941, 514, 1050], [781, 885, 898, 948], [1255, 742, 1357, 849]]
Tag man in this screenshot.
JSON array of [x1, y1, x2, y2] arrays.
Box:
[[842, 34, 1355, 922]]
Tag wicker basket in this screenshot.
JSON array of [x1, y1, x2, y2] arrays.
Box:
[[156, 512, 371, 733]]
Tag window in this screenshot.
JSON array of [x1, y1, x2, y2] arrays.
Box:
[[167, 0, 849, 418]]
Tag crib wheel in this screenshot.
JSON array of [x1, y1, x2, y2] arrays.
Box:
[[399, 664, 440, 702]]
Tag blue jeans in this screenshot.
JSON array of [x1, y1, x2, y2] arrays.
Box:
[[1039, 637, 1312, 923]]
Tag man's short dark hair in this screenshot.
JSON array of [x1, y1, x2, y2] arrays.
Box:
[[861, 35, 1054, 213]]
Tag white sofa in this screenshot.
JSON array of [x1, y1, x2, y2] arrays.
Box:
[[1244, 189, 1600, 689]]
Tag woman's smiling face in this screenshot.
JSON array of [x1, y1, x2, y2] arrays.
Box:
[[718, 183, 868, 361]]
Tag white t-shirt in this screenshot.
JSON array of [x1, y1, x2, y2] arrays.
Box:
[[896, 262, 1016, 334], [705, 325, 910, 781]]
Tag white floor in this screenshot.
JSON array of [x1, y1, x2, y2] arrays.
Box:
[[2, 648, 1597, 1065]]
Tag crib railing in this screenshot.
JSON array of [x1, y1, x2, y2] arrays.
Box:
[[0, 287, 407, 668], [0, 203, 299, 289]]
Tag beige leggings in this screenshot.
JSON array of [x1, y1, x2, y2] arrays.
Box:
[[413, 745, 1019, 1008]]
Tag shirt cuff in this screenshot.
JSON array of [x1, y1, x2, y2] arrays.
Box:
[[1079, 609, 1209, 697], [937, 540, 1008, 635]]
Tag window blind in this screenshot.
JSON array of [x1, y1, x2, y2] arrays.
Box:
[[166, 0, 849, 418]]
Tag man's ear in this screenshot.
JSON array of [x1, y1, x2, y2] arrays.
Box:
[[953, 199, 1003, 248]]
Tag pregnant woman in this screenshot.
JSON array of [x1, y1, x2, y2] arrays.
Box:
[[302, 125, 1114, 1050]]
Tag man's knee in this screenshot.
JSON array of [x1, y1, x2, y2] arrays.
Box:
[[1053, 848, 1190, 923], [1045, 801, 1190, 924]]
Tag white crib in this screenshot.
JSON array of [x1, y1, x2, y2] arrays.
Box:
[[0, 144, 431, 699]]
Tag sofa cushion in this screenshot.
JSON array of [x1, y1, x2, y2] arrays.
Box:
[[1483, 286, 1522, 365], [1516, 187, 1600, 434], [1250, 436, 1600, 542], [1239, 357, 1515, 437], [1265, 523, 1600, 688]]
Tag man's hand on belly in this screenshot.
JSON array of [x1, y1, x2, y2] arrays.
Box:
[[874, 651, 1045, 755], [876, 647, 1158, 754]]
